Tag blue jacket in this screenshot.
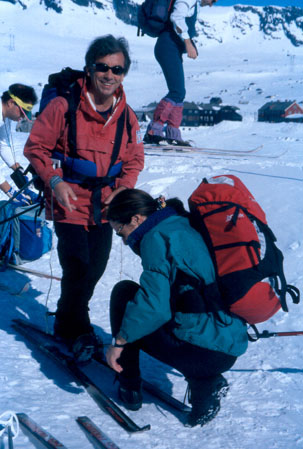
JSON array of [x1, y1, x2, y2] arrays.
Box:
[[119, 208, 248, 357]]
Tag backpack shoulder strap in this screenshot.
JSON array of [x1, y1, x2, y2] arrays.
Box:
[[125, 104, 133, 144], [62, 81, 83, 159], [92, 106, 128, 227], [108, 107, 126, 172]]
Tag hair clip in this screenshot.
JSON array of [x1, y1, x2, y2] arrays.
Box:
[[157, 195, 166, 210]]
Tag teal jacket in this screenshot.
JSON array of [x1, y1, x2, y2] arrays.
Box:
[[119, 208, 248, 357]]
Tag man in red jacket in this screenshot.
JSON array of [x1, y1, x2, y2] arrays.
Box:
[[24, 35, 144, 362]]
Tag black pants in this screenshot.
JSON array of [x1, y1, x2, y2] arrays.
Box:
[[54, 222, 112, 339], [110, 280, 237, 388]]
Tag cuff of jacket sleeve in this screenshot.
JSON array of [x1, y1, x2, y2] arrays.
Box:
[[181, 31, 190, 40], [118, 329, 131, 343], [50, 175, 64, 190]]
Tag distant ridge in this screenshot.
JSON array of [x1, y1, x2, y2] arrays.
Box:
[[1, 0, 302, 46]]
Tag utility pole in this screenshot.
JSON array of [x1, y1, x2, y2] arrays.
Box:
[[9, 33, 15, 51]]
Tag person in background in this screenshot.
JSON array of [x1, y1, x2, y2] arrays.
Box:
[[106, 188, 248, 427], [24, 35, 144, 362], [144, 0, 218, 146], [0, 84, 38, 205]]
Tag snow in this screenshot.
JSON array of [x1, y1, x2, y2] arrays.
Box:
[[1, 1, 303, 448]]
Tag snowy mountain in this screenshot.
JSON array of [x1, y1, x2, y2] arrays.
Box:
[[1, 0, 303, 46], [197, 5, 303, 47], [0, 0, 303, 46]]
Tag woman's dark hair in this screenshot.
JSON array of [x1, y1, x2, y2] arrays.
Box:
[[85, 34, 131, 75], [107, 189, 187, 224], [2, 84, 38, 104]]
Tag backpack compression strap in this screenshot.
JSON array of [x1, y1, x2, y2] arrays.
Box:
[[271, 246, 300, 312]]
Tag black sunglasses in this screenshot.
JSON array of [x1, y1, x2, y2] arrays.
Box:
[[92, 63, 125, 76], [116, 224, 125, 237]]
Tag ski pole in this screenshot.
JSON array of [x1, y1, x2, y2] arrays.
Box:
[[248, 324, 303, 341], [0, 412, 18, 449], [7, 426, 13, 449], [255, 330, 303, 338]]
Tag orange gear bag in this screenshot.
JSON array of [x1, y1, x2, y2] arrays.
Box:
[[188, 175, 299, 324]]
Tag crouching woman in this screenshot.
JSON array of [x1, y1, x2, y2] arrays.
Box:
[[106, 189, 248, 427]]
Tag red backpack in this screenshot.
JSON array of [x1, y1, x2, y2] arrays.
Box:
[[188, 175, 300, 324]]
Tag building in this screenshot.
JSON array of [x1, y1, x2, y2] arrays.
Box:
[[258, 101, 303, 123], [134, 110, 149, 122], [198, 103, 220, 126], [285, 113, 303, 123], [199, 103, 242, 126], [137, 100, 242, 127], [181, 102, 201, 127], [219, 106, 242, 122]]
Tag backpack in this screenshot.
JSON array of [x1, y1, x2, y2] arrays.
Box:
[[0, 200, 52, 268], [39, 67, 84, 161], [137, 0, 176, 37], [187, 174, 300, 324]]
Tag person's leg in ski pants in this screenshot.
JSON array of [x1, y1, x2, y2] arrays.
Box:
[[147, 31, 186, 141], [110, 280, 236, 388], [54, 222, 113, 339]]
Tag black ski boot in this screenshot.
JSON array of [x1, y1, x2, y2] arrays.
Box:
[[118, 386, 143, 411], [143, 133, 166, 145], [166, 138, 192, 147], [117, 376, 143, 411], [185, 375, 229, 428], [71, 332, 104, 364]]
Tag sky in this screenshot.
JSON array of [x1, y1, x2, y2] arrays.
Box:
[[218, 1, 302, 6]]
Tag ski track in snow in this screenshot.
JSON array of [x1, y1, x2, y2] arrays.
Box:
[[1, 3, 303, 448]]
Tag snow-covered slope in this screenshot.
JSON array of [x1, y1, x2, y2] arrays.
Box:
[[2, 0, 303, 46], [0, 2, 303, 448]]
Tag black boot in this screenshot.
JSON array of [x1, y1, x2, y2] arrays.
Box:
[[143, 133, 166, 145], [185, 375, 229, 428], [117, 375, 143, 411], [71, 332, 104, 364], [166, 138, 192, 147], [118, 386, 143, 411]]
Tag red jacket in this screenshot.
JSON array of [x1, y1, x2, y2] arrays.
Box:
[[24, 82, 144, 225]]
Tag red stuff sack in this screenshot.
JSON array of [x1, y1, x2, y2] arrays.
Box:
[[188, 175, 300, 324]]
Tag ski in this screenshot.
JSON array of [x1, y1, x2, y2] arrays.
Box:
[[195, 149, 287, 159], [77, 416, 121, 449], [12, 321, 150, 434], [12, 318, 191, 413], [145, 145, 287, 159], [93, 356, 190, 413], [144, 143, 263, 154], [0, 262, 61, 281], [17, 413, 67, 449], [0, 281, 30, 296]]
